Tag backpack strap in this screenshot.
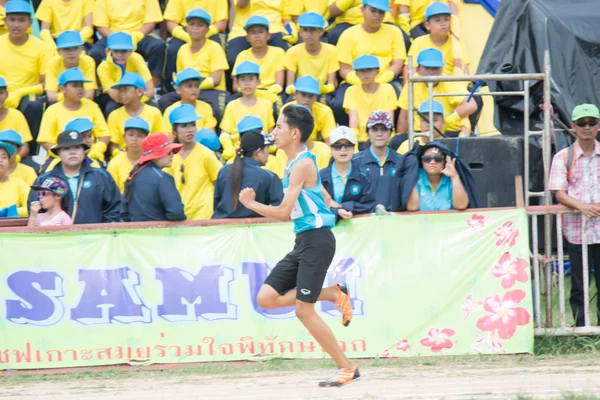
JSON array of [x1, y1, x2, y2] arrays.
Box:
[[563, 144, 576, 182]]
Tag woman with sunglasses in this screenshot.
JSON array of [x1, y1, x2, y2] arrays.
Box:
[[320, 126, 375, 221], [28, 177, 73, 227]]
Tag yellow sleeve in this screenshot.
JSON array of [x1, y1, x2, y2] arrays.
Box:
[[107, 111, 122, 145], [199, 102, 217, 130], [84, 0, 94, 15], [283, 46, 297, 73], [176, 44, 186, 72], [398, 85, 408, 110], [82, 55, 98, 90], [163, 0, 184, 23], [106, 158, 123, 193], [395, 0, 410, 5], [17, 181, 29, 217], [214, 0, 229, 22], [336, 29, 354, 66], [391, 25, 407, 61], [37, 106, 59, 143], [132, 54, 153, 83], [342, 86, 357, 111], [406, 36, 423, 67], [150, 107, 168, 133], [282, 0, 292, 20], [203, 148, 222, 182], [93, 0, 109, 28], [273, 47, 286, 72], [447, 82, 468, 108], [320, 106, 336, 140], [35, 0, 52, 24], [209, 43, 230, 72], [12, 110, 33, 143], [289, 0, 304, 16], [38, 43, 52, 76], [44, 58, 60, 92], [143, 0, 164, 24], [327, 45, 340, 74], [384, 84, 398, 110], [97, 61, 117, 93], [219, 103, 236, 134], [266, 104, 275, 131], [92, 103, 110, 139]]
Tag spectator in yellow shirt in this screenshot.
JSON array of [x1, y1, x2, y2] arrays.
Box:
[[91, 0, 164, 88], [165, 104, 222, 220], [327, 0, 362, 46], [343, 55, 397, 149], [164, 2, 228, 93], [0, 129, 37, 185], [36, 0, 94, 49], [220, 61, 275, 162], [45, 31, 97, 104], [0, 1, 53, 157], [0, 76, 33, 160], [107, 116, 149, 193], [393, 99, 446, 154], [0, 140, 29, 217], [395, 0, 461, 40], [107, 72, 166, 154]]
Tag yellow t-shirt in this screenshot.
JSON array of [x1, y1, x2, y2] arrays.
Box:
[[0, 108, 33, 143], [229, 0, 291, 40], [267, 142, 331, 178], [220, 97, 275, 148], [284, 42, 339, 85], [397, 80, 469, 133], [0, 176, 30, 217], [97, 53, 152, 93], [343, 83, 398, 142], [107, 152, 136, 193], [11, 163, 38, 186], [0, 5, 6, 36], [233, 46, 286, 89], [407, 34, 470, 77], [93, 0, 163, 33], [163, 0, 229, 26], [0, 35, 52, 92], [397, 136, 428, 154], [289, 0, 329, 15], [165, 143, 222, 220], [337, 24, 407, 78], [395, 0, 460, 29], [176, 41, 229, 91], [37, 99, 110, 144], [46, 53, 98, 93], [333, 0, 362, 25], [283, 101, 335, 141], [164, 100, 217, 132], [35, 0, 94, 36], [108, 105, 167, 149]]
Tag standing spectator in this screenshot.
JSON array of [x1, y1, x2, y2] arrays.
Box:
[[107, 116, 149, 193], [29, 130, 121, 224], [549, 104, 600, 327], [121, 133, 186, 222], [28, 177, 73, 227], [0, 140, 30, 217], [36, 0, 94, 49], [0, 77, 33, 160], [0, 129, 37, 185]]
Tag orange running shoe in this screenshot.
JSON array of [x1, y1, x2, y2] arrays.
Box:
[[318, 365, 360, 387], [335, 283, 352, 327]]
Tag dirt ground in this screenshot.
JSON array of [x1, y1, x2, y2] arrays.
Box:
[[2, 358, 600, 400]]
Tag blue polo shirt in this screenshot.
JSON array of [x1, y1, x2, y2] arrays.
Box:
[[416, 168, 453, 211], [332, 162, 352, 204]]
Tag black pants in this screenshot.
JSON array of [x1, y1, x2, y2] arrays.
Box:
[[327, 23, 352, 46], [567, 240, 600, 326], [19, 95, 45, 156], [90, 36, 166, 78]]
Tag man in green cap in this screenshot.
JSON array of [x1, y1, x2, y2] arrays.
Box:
[[549, 103, 600, 326]]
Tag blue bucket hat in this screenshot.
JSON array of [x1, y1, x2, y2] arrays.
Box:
[[362, 0, 392, 12], [0, 140, 16, 158], [244, 15, 269, 31], [234, 61, 260, 77], [237, 116, 264, 135], [107, 32, 134, 50], [0, 77, 6, 89], [58, 68, 91, 86], [124, 116, 150, 132], [0, 129, 23, 146], [298, 12, 326, 29], [65, 118, 94, 133], [419, 100, 445, 117], [174, 68, 204, 87], [112, 72, 147, 90], [169, 104, 202, 125], [5, 0, 31, 14], [185, 8, 212, 25], [56, 30, 83, 49], [417, 48, 445, 68], [195, 129, 220, 151], [295, 76, 320, 96], [353, 54, 380, 70], [425, 2, 451, 20]]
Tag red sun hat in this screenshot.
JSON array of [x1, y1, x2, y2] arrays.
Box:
[[137, 134, 182, 165]]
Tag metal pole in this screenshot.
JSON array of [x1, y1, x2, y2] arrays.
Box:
[[543, 50, 554, 328], [408, 56, 415, 150], [428, 81, 434, 141], [432, 91, 527, 97], [411, 72, 545, 83], [556, 215, 566, 328], [582, 217, 590, 327], [523, 81, 530, 206], [532, 215, 542, 328]]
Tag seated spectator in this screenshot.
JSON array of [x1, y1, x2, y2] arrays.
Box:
[[213, 129, 283, 219], [327, 0, 363, 46], [0, 1, 53, 156], [353, 111, 401, 211], [91, 0, 164, 90], [29, 129, 121, 224], [37, 68, 110, 163], [343, 55, 397, 149], [233, 115, 279, 174], [121, 133, 186, 222], [28, 177, 74, 227], [0, 129, 37, 185], [97, 32, 154, 116], [393, 99, 445, 154], [396, 0, 461, 41], [0, 77, 33, 160], [107, 116, 149, 193], [220, 61, 275, 161], [165, 104, 222, 220], [36, 0, 94, 49], [0, 140, 30, 217], [45, 30, 97, 104], [195, 128, 223, 160], [164, 4, 229, 93], [227, 0, 291, 67], [107, 72, 166, 154], [320, 126, 375, 222], [397, 48, 476, 137]]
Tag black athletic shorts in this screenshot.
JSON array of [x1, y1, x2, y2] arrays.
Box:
[[264, 227, 336, 303]]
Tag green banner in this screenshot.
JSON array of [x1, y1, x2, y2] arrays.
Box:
[[0, 210, 533, 369]]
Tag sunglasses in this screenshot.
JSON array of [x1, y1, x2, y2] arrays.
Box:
[[422, 156, 444, 164], [180, 164, 185, 185], [574, 119, 599, 128], [37, 190, 55, 198], [331, 143, 354, 150]]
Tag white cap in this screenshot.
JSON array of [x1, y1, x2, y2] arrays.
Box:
[[329, 126, 356, 145]]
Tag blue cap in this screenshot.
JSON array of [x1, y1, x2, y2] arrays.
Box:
[[295, 76, 320, 96], [112, 72, 147, 90], [234, 61, 260, 76], [419, 100, 445, 117], [353, 54, 380, 70], [417, 48, 445, 68], [425, 2, 451, 20], [0, 76, 6, 89], [0, 129, 23, 146], [65, 118, 94, 133], [298, 12, 326, 29], [58, 68, 91, 86], [362, 0, 392, 12], [195, 129, 220, 151], [124, 116, 150, 132], [185, 8, 212, 24], [107, 32, 134, 50], [244, 15, 269, 31], [0, 140, 16, 157], [56, 30, 83, 49], [174, 68, 204, 87], [5, 0, 31, 14], [237, 116, 263, 134], [169, 104, 202, 125]]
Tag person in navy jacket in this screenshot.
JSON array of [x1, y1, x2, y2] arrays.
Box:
[[321, 126, 375, 221], [121, 134, 186, 222], [213, 121, 283, 219]]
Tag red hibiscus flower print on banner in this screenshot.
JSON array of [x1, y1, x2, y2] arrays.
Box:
[[380, 349, 391, 358], [492, 252, 529, 288], [493, 221, 520, 247], [466, 213, 491, 229], [396, 339, 411, 352], [476, 290, 531, 340], [420, 328, 455, 353], [462, 295, 483, 320]]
